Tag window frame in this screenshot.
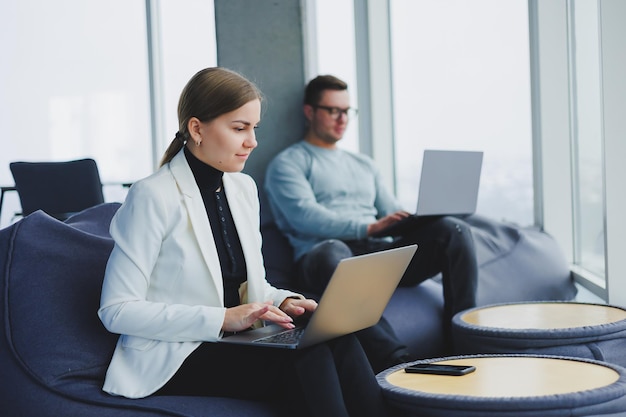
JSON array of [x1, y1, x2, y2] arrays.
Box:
[[529, 0, 626, 305], [357, 0, 626, 305]]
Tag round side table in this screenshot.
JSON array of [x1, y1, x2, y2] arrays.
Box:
[[452, 302, 626, 367], [378, 354, 626, 417]]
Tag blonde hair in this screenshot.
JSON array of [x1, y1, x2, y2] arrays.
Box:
[[159, 67, 262, 167]]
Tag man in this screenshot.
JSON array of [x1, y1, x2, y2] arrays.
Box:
[[265, 75, 477, 370]]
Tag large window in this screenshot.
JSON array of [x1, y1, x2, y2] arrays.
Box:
[[390, 0, 534, 226], [308, 0, 359, 152], [532, 0, 626, 303], [312, 0, 534, 227], [158, 0, 217, 153], [0, 1, 216, 229], [0, 0, 151, 227]]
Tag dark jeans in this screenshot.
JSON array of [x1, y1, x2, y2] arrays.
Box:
[[156, 335, 389, 417], [296, 216, 478, 360]]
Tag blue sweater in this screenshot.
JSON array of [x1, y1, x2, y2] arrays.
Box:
[[265, 141, 401, 261]]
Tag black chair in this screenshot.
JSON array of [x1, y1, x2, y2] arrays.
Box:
[[9, 158, 105, 221]]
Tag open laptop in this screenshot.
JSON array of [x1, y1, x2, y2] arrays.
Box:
[[219, 244, 417, 349], [373, 150, 483, 237]]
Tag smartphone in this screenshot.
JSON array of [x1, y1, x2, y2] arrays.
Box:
[[404, 363, 476, 376]]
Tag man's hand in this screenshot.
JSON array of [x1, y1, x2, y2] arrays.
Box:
[[279, 297, 318, 319], [222, 301, 295, 332], [367, 210, 411, 236]]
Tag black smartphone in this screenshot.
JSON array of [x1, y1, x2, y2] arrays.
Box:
[[404, 363, 476, 376]]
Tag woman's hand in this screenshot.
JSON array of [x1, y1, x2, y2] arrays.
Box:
[[279, 297, 318, 320], [222, 301, 296, 332], [367, 210, 410, 237]]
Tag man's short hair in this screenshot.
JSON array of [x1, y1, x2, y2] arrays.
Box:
[[304, 75, 348, 106]]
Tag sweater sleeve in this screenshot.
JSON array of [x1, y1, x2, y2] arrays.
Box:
[[98, 178, 226, 342], [265, 148, 370, 241]]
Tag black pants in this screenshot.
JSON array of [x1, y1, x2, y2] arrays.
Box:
[[296, 216, 478, 362], [156, 335, 389, 417]]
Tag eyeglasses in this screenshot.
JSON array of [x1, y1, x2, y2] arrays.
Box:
[[314, 105, 358, 119]]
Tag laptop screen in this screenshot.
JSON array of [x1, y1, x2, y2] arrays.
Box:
[[416, 150, 483, 216]]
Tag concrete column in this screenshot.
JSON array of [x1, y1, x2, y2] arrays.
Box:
[[214, 0, 307, 223]]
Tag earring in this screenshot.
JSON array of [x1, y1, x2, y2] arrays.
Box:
[[195, 140, 201, 147]]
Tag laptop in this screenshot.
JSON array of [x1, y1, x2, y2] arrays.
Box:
[[373, 149, 483, 237], [218, 244, 417, 349]]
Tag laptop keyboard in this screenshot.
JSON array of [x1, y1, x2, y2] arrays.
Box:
[[254, 327, 305, 345]]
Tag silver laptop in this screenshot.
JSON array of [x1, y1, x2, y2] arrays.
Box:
[[373, 150, 483, 237], [218, 244, 417, 349]]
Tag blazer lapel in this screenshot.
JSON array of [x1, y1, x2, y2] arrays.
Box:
[[222, 175, 255, 267], [169, 150, 224, 303], [223, 174, 265, 303]]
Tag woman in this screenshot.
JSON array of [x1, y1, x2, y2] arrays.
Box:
[[98, 67, 389, 417]]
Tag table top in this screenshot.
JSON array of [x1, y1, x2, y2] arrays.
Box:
[[460, 302, 626, 329], [385, 357, 620, 398]]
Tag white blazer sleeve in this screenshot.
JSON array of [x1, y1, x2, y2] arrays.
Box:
[[98, 174, 225, 342]]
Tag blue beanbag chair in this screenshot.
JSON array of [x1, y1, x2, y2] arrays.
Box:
[[0, 203, 283, 417]]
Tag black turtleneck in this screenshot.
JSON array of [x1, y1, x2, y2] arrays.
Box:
[[184, 147, 247, 308]]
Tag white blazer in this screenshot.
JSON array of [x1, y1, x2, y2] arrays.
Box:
[[98, 149, 300, 399]]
